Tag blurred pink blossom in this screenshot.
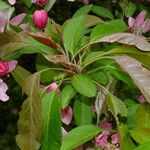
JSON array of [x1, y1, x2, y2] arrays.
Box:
[[99, 121, 112, 130], [95, 131, 109, 149], [128, 10, 150, 34], [0, 79, 9, 102], [37, 0, 48, 6], [111, 134, 119, 144], [33, 10, 48, 29], [61, 106, 73, 125], [0, 61, 17, 76], [82, 0, 89, 5], [8, 0, 16, 5], [138, 95, 146, 103]]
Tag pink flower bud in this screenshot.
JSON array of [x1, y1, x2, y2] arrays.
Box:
[[37, 0, 48, 6], [33, 10, 48, 29], [0, 62, 9, 76]]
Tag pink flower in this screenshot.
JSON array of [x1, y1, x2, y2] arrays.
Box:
[[99, 121, 112, 130], [0, 80, 9, 102], [95, 131, 109, 149], [138, 95, 146, 103], [33, 10, 48, 29], [128, 10, 150, 34], [0, 61, 17, 76], [37, 0, 48, 6], [8, 0, 16, 5], [61, 106, 73, 125], [82, 0, 89, 5], [111, 134, 119, 144]]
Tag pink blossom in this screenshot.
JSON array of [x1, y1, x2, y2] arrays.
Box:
[[128, 10, 150, 34], [0, 80, 9, 102], [33, 10, 48, 29], [95, 131, 109, 149], [99, 121, 112, 130], [8, 0, 16, 5], [61, 106, 73, 125], [37, 0, 48, 6], [0, 61, 17, 76], [138, 95, 146, 103], [111, 134, 119, 144], [46, 83, 59, 93], [82, 0, 89, 5], [10, 13, 26, 26]]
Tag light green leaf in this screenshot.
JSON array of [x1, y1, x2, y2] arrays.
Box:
[[90, 19, 126, 41], [107, 93, 127, 121], [124, 2, 137, 17], [16, 73, 42, 150], [45, 0, 56, 11], [73, 4, 93, 17], [73, 96, 93, 126], [135, 104, 150, 128], [71, 74, 97, 97], [133, 142, 150, 150], [131, 128, 150, 144], [11, 66, 31, 87], [41, 91, 62, 150], [92, 6, 114, 19], [0, 0, 9, 9], [60, 84, 76, 109], [118, 125, 136, 150], [60, 125, 102, 150], [63, 16, 85, 54]]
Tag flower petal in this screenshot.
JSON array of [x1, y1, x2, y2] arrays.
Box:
[[0, 80, 9, 102], [7, 60, 17, 73], [111, 134, 119, 144], [10, 13, 26, 26], [142, 19, 150, 33], [128, 17, 135, 27], [61, 106, 73, 125], [8, 0, 16, 5], [134, 10, 147, 27]]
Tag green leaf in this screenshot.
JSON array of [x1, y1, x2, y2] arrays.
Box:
[[0, 30, 28, 59], [130, 128, 150, 144], [0, 0, 9, 9], [92, 6, 114, 19], [60, 84, 77, 109], [36, 54, 56, 83], [16, 73, 42, 150], [124, 2, 137, 17], [118, 125, 136, 150], [73, 4, 93, 17], [22, 0, 31, 7], [63, 16, 85, 54], [11, 66, 31, 87], [106, 94, 127, 121], [135, 104, 150, 128], [41, 91, 62, 150], [71, 74, 97, 97], [104, 46, 150, 69], [133, 142, 150, 150], [60, 125, 102, 150], [90, 19, 126, 41], [89, 71, 108, 85], [45, 0, 56, 11], [73, 96, 93, 126]]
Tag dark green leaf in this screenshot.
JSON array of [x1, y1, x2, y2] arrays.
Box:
[[71, 74, 97, 97], [90, 19, 126, 41], [41, 91, 62, 150], [63, 16, 85, 54], [60, 84, 77, 109], [73, 96, 93, 126], [73, 5, 93, 17], [124, 2, 137, 17], [133, 142, 150, 150], [92, 6, 114, 19], [22, 0, 31, 7], [60, 125, 102, 150]]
